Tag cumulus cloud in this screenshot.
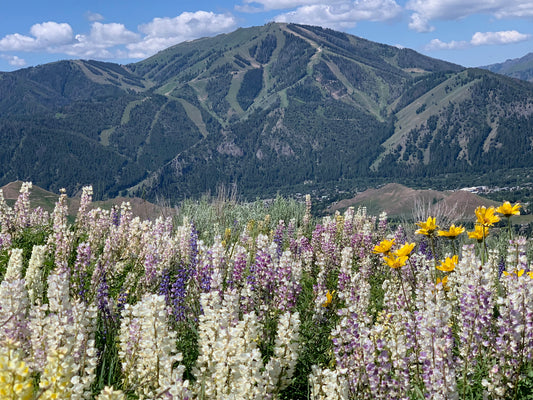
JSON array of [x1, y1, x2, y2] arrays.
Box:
[[127, 11, 237, 58], [272, 0, 402, 29], [1, 54, 26, 67], [0, 21, 73, 51], [426, 30, 530, 50], [407, 0, 533, 31], [471, 30, 530, 45], [80, 22, 139, 46], [0, 11, 236, 61], [408, 13, 434, 33]]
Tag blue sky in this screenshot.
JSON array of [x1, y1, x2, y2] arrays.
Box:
[[1, 0, 532, 72]]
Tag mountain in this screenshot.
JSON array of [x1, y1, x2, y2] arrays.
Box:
[[327, 183, 498, 219], [1, 181, 168, 221], [0, 23, 532, 203], [481, 53, 533, 83]]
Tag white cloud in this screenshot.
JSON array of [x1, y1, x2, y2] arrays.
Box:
[[85, 22, 139, 46], [426, 30, 530, 50], [407, 0, 533, 31], [0, 33, 38, 51], [272, 0, 402, 29], [128, 11, 237, 58], [86, 12, 104, 22], [29, 22, 74, 45], [425, 38, 468, 50], [1, 54, 26, 67], [0, 22, 73, 51], [0, 12, 237, 61], [408, 13, 434, 33], [240, 0, 324, 11], [471, 30, 530, 45]]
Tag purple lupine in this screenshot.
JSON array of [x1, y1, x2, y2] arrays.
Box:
[[110, 205, 120, 226], [73, 242, 92, 302], [196, 251, 213, 293], [228, 248, 247, 289], [96, 265, 115, 345], [498, 256, 506, 278], [273, 251, 301, 312], [0, 232, 12, 251], [273, 220, 285, 259], [418, 237, 433, 260], [144, 244, 159, 288], [170, 260, 194, 323], [457, 282, 495, 394], [189, 222, 199, 268], [159, 268, 171, 305], [394, 225, 407, 245], [116, 288, 129, 314], [252, 248, 275, 301], [487, 275, 533, 397]]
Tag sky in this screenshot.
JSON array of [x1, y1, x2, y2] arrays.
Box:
[[0, 0, 532, 72]]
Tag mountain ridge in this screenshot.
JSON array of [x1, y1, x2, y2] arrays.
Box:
[[481, 52, 533, 83], [0, 23, 532, 203]]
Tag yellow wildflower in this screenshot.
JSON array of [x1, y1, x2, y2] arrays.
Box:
[[383, 254, 408, 269], [373, 238, 395, 255], [436, 255, 458, 272], [436, 275, 449, 291], [322, 290, 335, 307], [495, 201, 521, 218], [475, 206, 500, 227], [394, 242, 416, 258], [415, 216, 437, 236], [503, 269, 525, 278], [468, 224, 489, 241], [438, 224, 465, 238]]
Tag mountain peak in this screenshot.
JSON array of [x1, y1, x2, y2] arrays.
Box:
[[0, 24, 531, 203]]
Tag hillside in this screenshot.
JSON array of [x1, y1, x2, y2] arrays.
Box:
[[327, 183, 498, 220], [481, 52, 533, 83], [1, 181, 168, 221], [0, 23, 532, 203]]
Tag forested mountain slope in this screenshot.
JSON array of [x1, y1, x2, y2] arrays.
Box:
[[0, 23, 532, 201]]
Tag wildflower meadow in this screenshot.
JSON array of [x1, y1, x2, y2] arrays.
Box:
[[2, 182, 533, 399]]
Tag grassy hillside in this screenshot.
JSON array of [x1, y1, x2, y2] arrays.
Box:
[[0, 23, 532, 204]]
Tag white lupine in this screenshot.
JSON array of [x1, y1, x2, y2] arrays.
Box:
[[118, 294, 185, 399], [14, 181, 32, 229], [96, 386, 126, 400], [39, 346, 77, 400], [25, 244, 47, 304], [263, 311, 301, 396], [28, 303, 49, 370], [75, 185, 93, 228], [0, 189, 14, 233], [0, 277, 29, 347], [309, 365, 349, 400], [195, 289, 301, 399], [415, 272, 457, 400], [4, 248, 23, 281], [70, 302, 98, 400], [337, 246, 353, 301]]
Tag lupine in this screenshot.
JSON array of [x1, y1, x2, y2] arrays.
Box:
[[0, 339, 33, 400], [0, 249, 30, 348], [3, 184, 533, 400], [119, 293, 187, 399], [309, 365, 349, 400]]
